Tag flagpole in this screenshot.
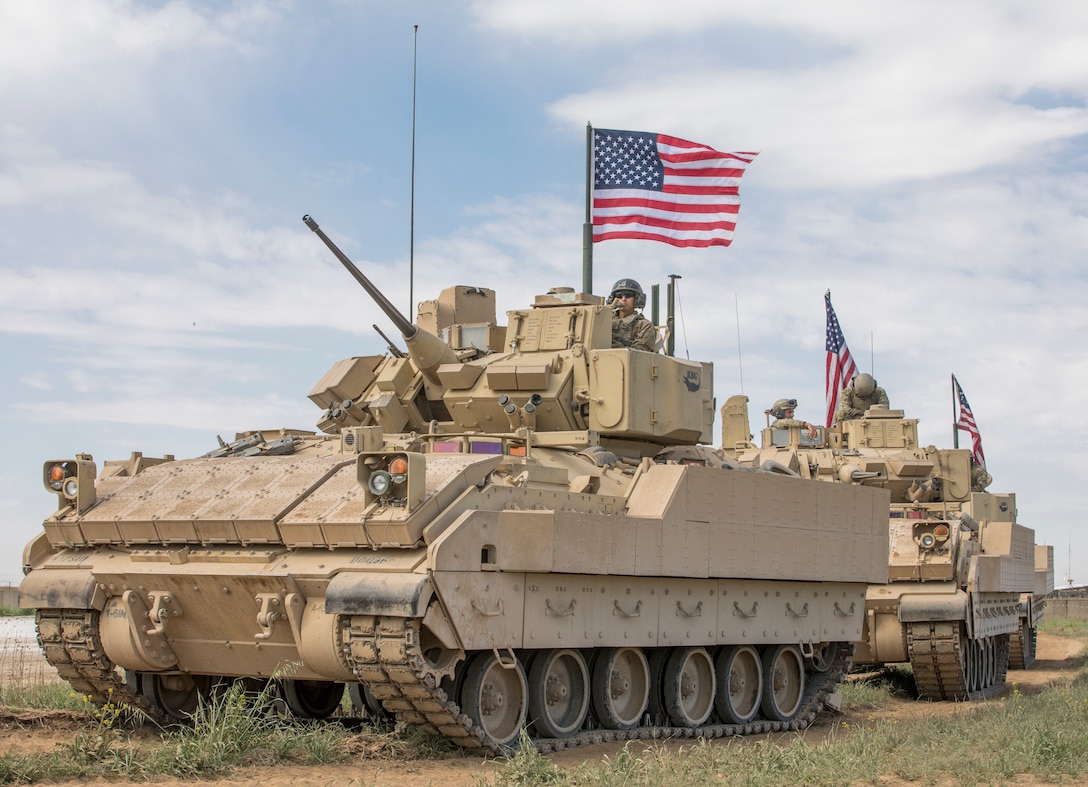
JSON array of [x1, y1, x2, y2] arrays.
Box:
[[951, 374, 960, 449], [583, 122, 593, 295]]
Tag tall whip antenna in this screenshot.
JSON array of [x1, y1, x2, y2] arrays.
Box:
[[734, 292, 745, 394], [409, 24, 419, 315]]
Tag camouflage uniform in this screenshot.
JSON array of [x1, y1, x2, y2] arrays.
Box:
[[771, 418, 807, 430], [612, 312, 657, 352], [971, 462, 992, 492], [835, 385, 890, 422]]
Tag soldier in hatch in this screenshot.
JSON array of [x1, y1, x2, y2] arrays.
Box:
[[835, 373, 890, 422], [770, 398, 819, 440], [608, 278, 658, 352], [970, 458, 993, 492]]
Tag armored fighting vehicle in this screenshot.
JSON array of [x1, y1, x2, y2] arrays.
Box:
[[720, 396, 1054, 700], [19, 216, 889, 753]]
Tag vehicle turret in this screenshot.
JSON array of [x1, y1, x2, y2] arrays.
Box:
[[305, 216, 714, 455]]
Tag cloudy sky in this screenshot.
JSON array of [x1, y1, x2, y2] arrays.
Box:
[[2, 0, 1086, 586]]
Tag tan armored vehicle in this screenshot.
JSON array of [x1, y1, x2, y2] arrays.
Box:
[[19, 216, 889, 753], [721, 396, 1055, 700]]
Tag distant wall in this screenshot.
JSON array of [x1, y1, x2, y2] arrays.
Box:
[[0, 586, 20, 609], [1045, 596, 1088, 622]]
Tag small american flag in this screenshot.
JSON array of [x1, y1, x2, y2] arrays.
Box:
[[824, 291, 858, 427], [592, 128, 757, 248], [953, 375, 986, 469]]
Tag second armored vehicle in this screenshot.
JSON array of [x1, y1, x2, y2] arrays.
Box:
[[721, 396, 1053, 700]]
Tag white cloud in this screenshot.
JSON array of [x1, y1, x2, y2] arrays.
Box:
[[0, 0, 279, 88]]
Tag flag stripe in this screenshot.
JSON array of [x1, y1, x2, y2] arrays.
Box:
[[824, 292, 858, 427], [594, 190, 743, 207], [594, 200, 740, 217], [592, 127, 757, 248], [596, 215, 738, 232], [593, 229, 736, 247]]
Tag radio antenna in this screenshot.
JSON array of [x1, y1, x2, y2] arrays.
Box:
[[409, 24, 419, 316], [734, 292, 745, 394]]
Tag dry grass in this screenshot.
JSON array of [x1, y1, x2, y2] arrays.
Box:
[[0, 616, 71, 709]]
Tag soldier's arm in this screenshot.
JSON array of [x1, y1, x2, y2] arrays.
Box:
[[633, 319, 658, 352]]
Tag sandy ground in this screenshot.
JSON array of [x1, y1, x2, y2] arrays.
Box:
[[0, 619, 1085, 787]]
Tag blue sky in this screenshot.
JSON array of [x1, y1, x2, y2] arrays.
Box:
[[2, 0, 1087, 585]]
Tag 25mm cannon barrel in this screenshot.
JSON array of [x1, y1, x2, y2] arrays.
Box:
[[304, 214, 458, 385], [303, 214, 417, 339]]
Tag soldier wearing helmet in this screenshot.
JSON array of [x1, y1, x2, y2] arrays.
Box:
[[607, 278, 657, 352], [769, 398, 818, 439], [835, 373, 890, 422]]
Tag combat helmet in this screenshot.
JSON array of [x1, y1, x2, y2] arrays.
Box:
[[771, 398, 798, 419], [853, 373, 877, 397], [606, 278, 646, 309]]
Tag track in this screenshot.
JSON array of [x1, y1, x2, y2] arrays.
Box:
[[37, 608, 850, 755], [341, 614, 850, 755], [1009, 620, 1037, 670], [34, 609, 168, 724], [906, 622, 1010, 700]]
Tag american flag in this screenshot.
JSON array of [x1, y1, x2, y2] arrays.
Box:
[[824, 291, 858, 427], [592, 128, 757, 248], [953, 375, 986, 469]]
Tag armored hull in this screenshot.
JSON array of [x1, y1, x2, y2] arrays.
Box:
[[19, 216, 890, 752], [722, 396, 1054, 701], [21, 433, 888, 750]]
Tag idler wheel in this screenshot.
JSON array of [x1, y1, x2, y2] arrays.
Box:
[[760, 645, 805, 722], [461, 652, 528, 750], [714, 645, 763, 724], [527, 648, 590, 739]]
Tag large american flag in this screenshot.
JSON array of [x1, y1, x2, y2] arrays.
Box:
[[592, 128, 758, 248], [824, 291, 858, 427], [953, 375, 986, 469]]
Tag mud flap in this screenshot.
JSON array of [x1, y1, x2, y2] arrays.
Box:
[[19, 569, 105, 611], [898, 593, 968, 623], [325, 572, 433, 617]]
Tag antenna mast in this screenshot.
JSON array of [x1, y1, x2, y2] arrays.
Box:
[[409, 24, 419, 316]]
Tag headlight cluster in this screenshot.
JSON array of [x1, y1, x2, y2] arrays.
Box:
[[913, 522, 951, 551], [45, 461, 78, 499], [360, 453, 422, 509]]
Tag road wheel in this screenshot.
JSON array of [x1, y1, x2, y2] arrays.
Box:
[[714, 645, 763, 724], [760, 645, 805, 722]]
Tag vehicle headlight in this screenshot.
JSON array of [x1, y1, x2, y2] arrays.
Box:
[[919, 533, 936, 549], [63, 478, 79, 499], [368, 470, 392, 497]]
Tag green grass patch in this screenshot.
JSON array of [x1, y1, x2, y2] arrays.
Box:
[[0, 681, 84, 711], [0, 680, 351, 783], [0, 608, 33, 617], [1041, 616, 1088, 638], [840, 663, 916, 710]]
